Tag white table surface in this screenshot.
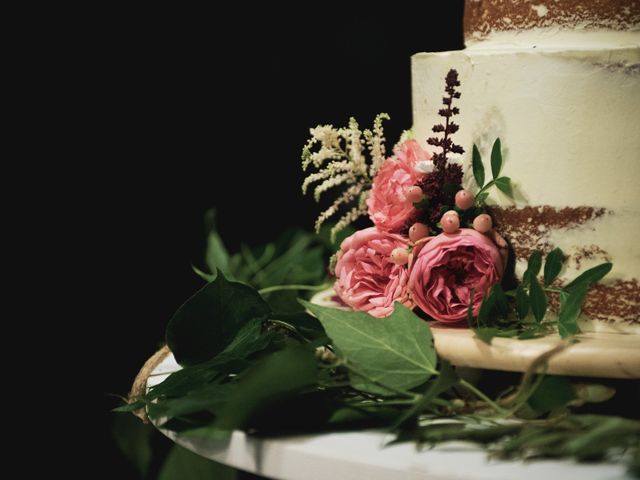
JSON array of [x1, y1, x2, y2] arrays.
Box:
[[148, 354, 635, 480]]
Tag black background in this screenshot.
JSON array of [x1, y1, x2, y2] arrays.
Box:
[[93, 3, 465, 477]]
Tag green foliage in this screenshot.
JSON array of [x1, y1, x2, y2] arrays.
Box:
[[302, 301, 437, 395], [529, 277, 547, 323], [472, 144, 484, 188], [112, 414, 153, 478], [158, 445, 237, 480], [490, 138, 502, 179], [166, 272, 271, 366], [543, 248, 564, 286], [471, 139, 513, 204]]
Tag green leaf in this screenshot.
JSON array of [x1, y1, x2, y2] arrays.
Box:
[[166, 272, 271, 366], [528, 376, 576, 413], [564, 262, 613, 292], [515, 284, 530, 320], [472, 144, 485, 188], [558, 283, 589, 338], [392, 361, 459, 429], [413, 197, 430, 210], [493, 284, 509, 317], [475, 191, 489, 205], [158, 445, 236, 480], [112, 414, 154, 478], [495, 177, 512, 196], [214, 346, 318, 430], [192, 265, 216, 283], [475, 327, 501, 344], [491, 138, 502, 179], [524, 251, 542, 282], [475, 290, 495, 327], [302, 301, 437, 395], [204, 209, 232, 278], [543, 247, 564, 286], [148, 319, 275, 403], [529, 277, 547, 323]]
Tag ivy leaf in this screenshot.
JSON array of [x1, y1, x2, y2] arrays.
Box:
[[495, 177, 512, 196], [472, 144, 485, 188], [515, 284, 530, 320], [302, 301, 437, 395], [543, 248, 565, 286], [166, 271, 271, 366], [558, 283, 589, 338], [491, 138, 502, 179], [529, 277, 547, 323], [214, 346, 318, 431], [564, 262, 613, 293]]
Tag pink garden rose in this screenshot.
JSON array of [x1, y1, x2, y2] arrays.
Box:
[[334, 227, 413, 318], [408, 228, 508, 323], [367, 139, 430, 232]]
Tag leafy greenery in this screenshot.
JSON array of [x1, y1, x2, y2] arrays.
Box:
[[166, 272, 271, 366], [303, 301, 437, 395], [469, 247, 612, 343], [471, 139, 513, 206], [117, 217, 635, 477]]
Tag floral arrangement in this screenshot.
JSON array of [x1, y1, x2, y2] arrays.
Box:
[[302, 69, 611, 341], [118, 70, 639, 477]]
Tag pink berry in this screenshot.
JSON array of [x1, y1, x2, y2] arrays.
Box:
[[441, 211, 460, 234], [409, 223, 429, 242], [390, 247, 409, 265], [473, 213, 493, 233], [455, 190, 474, 210], [406, 186, 424, 203]]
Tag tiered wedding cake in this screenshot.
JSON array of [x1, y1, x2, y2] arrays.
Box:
[[412, 0, 640, 333]]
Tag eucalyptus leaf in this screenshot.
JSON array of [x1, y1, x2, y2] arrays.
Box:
[[558, 283, 588, 338], [495, 177, 512, 196], [564, 262, 612, 292], [214, 346, 318, 430], [302, 301, 437, 395], [491, 138, 502, 179], [166, 272, 271, 366], [543, 248, 564, 286], [472, 144, 485, 187], [529, 277, 547, 323], [515, 284, 530, 320]]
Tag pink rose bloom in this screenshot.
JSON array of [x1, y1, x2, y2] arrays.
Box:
[[334, 227, 413, 318], [367, 139, 430, 232], [408, 228, 507, 323]]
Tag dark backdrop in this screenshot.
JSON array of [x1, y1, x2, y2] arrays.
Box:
[[97, 3, 464, 477]]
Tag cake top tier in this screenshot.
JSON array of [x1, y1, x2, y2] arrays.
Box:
[[464, 0, 640, 42]]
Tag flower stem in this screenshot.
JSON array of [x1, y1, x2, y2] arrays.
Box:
[[258, 283, 331, 295], [458, 379, 511, 416]]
